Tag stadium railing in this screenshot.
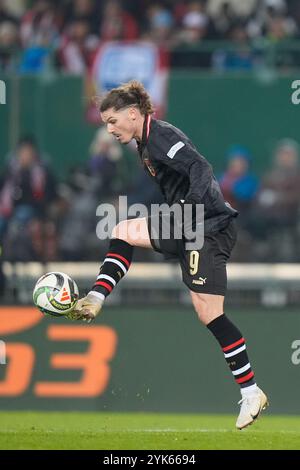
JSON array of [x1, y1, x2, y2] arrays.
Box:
[[2, 39, 300, 73], [1, 261, 300, 308], [170, 38, 300, 69]]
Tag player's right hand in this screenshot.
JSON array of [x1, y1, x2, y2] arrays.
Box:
[[67, 292, 104, 323]]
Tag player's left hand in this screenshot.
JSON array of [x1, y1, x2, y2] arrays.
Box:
[[66, 292, 103, 323]]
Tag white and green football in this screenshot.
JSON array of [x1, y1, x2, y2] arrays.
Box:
[[33, 272, 79, 317]]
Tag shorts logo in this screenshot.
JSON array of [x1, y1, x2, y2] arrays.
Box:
[[192, 277, 207, 285]]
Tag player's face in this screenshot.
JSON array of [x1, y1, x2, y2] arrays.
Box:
[[101, 107, 139, 144]]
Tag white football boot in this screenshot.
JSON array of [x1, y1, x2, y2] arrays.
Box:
[[68, 291, 104, 322], [236, 386, 269, 430]]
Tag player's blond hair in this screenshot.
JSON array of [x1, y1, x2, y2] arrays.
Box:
[[99, 80, 154, 115]]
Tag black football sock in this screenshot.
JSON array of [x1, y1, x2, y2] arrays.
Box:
[[207, 314, 256, 389], [91, 238, 133, 298]]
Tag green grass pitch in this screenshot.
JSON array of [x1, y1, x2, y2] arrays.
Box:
[[0, 412, 299, 450]]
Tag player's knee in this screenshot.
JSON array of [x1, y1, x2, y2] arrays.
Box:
[[191, 293, 221, 325], [111, 220, 131, 243], [192, 295, 210, 323]]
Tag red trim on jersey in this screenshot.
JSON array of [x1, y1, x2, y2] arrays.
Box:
[[106, 252, 131, 269], [222, 337, 245, 352], [146, 114, 151, 139], [94, 281, 113, 292], [236, 371, 254, 384]]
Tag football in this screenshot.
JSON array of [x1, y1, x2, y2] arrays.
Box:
[[33, 272, 79, 317]]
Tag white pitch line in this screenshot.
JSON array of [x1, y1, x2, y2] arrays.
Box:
[[98, 429, 231, 433]]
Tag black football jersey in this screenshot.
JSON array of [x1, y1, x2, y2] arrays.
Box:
[[137, 115, 238, 234]]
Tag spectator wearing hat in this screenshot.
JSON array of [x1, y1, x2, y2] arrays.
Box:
[[219, 145, 259, 217], [144, 3, 174, 45]]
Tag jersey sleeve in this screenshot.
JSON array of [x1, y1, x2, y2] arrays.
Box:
[[149, 126, 213, 203]]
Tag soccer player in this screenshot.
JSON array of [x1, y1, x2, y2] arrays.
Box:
[[70, 80, 268, 429]]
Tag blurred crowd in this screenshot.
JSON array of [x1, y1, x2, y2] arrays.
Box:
[[218, 140, 300, 262], [0, 130, 162, 266], [1, 0, 300, 73], [1, 130, 300, 267], [1, 0, 300, 287]]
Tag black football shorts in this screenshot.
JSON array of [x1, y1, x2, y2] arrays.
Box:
[[147, 213, 237, 296]]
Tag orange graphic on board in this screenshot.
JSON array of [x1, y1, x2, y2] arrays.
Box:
[[35, 325, 117, 397], [0, 307, 118, 398], [0, 308, 40, 396]]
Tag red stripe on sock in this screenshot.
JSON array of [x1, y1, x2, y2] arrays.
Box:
[[236, 371, 254, 384], [94, 281, 113, 292], [106, 252, 131, 269], [222, 337, 245, 352]]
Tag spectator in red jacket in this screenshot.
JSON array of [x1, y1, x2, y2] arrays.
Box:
[[0, 136, 57, 242], [100, 0, 139, 41]]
